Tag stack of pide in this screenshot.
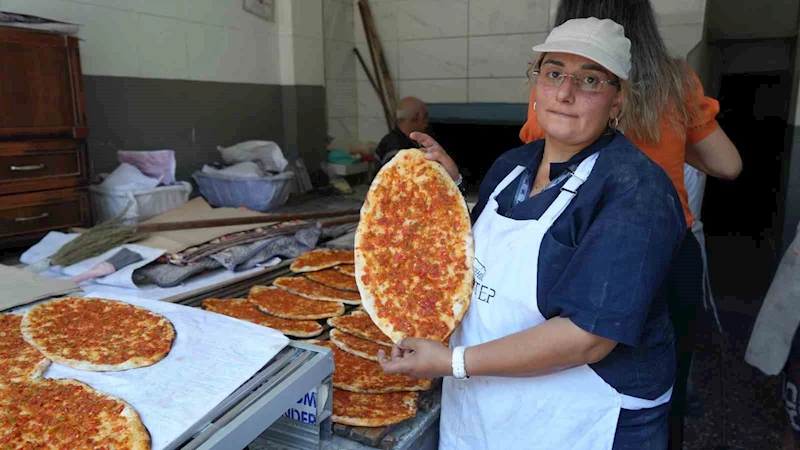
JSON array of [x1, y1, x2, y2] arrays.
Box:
[[1, 297, 176, 449], [321, 309, 432, 427], [329, 149, 475, 428], [201, 248, 432, 428], [201, 249, 358, 338]]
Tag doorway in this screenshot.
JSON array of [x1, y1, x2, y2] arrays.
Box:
[[702, 44, 795, 299]]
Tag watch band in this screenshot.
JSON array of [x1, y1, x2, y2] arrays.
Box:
[[454, 174, 467, 195], [452, 346, 468, 379]]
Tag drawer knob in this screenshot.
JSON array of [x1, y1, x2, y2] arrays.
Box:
[[10, 164, 46, 172], [15, 213, 50, 222]]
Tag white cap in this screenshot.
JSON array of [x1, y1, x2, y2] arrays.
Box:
[[533, 17, 631, 80]]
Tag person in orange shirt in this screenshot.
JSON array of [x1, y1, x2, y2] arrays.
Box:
[[519, 2, 741, 449]]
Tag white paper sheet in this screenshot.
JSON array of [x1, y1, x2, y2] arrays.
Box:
[[20, 231, 76, 264], [19, 232, 165, 289], [42, 293, 290, 450]]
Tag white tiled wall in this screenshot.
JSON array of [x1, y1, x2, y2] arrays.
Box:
[[356, 81, 385, 118], [288, 35, 326, 86], [353, 0, 550, 112], [273, 0, 326, 86], [355, 40, 398, 82], [468, 33, 547, 78], [324, 0, 359, 148], [653, 0, 706, 26], [469, 78, 531, 104], [398, 79, 468, 103], [469, 0, 549, 36], [0, 0, 298, 85], [660, 24, 705, 59], [397, 38, 468, 80], [351, 0, 708, 141], [325, 0, 355, 42], [395, 0, 469, 41], [358, 116, 389, 143], [4, 0, 706, 146], [352, 0, 552, 141]]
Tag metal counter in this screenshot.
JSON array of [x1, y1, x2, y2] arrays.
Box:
[[170, 341, 333, 450], [250, 393, 441, 450]]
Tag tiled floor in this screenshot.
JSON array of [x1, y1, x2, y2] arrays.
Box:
[[684, 307, 785, 449], [683, 235, 788, 450]]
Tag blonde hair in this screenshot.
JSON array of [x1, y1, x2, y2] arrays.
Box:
[[622, 58, 700, 143]]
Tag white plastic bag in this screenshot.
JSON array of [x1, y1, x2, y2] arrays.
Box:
[[217, 141, 288, 173], [90, 182, 192, 224], [201, 162, 264, 178], [100, 163, 161, 191], [118, 150, 177, 185]]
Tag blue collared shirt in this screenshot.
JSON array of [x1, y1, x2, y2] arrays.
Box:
[[471, 132, 685, 401]]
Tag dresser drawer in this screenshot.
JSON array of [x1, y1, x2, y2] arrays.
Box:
[[0, 140, 88, 195], [0, 188, 91, 239]]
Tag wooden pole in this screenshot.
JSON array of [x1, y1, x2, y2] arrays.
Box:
[[353, 47, 381, 98], [137, 209, 362, 233], [358, 1, 393, 132], [361, 0, 398, 116]]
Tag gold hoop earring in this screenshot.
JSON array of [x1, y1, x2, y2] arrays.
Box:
[[609, 116, 620, 129], [533, 102, 536, 111]]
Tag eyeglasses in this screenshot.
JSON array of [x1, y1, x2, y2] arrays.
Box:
[[531, 70, 620, 93]]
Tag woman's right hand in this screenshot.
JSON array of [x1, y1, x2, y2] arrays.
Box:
[[410, 132, 460, 182]]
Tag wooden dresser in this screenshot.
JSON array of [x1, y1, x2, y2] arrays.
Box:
[[0, 27, 91, 248]]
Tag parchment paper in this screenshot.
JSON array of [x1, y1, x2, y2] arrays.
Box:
[[41, 293, 290, 450]]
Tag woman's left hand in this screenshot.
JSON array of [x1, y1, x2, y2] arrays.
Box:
[[378, 338, 453, 379], [409, 132, 460, 182]]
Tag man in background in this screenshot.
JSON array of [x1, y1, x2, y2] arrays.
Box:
[[375, 96, 428, 165]]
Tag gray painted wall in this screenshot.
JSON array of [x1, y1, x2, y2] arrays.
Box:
[[83, 76, 326, 183], [281, 86, 328, 176]]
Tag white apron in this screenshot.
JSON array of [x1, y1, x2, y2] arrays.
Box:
[[440, 154, 672, 450]]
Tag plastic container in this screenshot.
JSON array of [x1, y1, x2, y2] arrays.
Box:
[[192, 171, 295, 212], [89, 182, 192, 224]]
